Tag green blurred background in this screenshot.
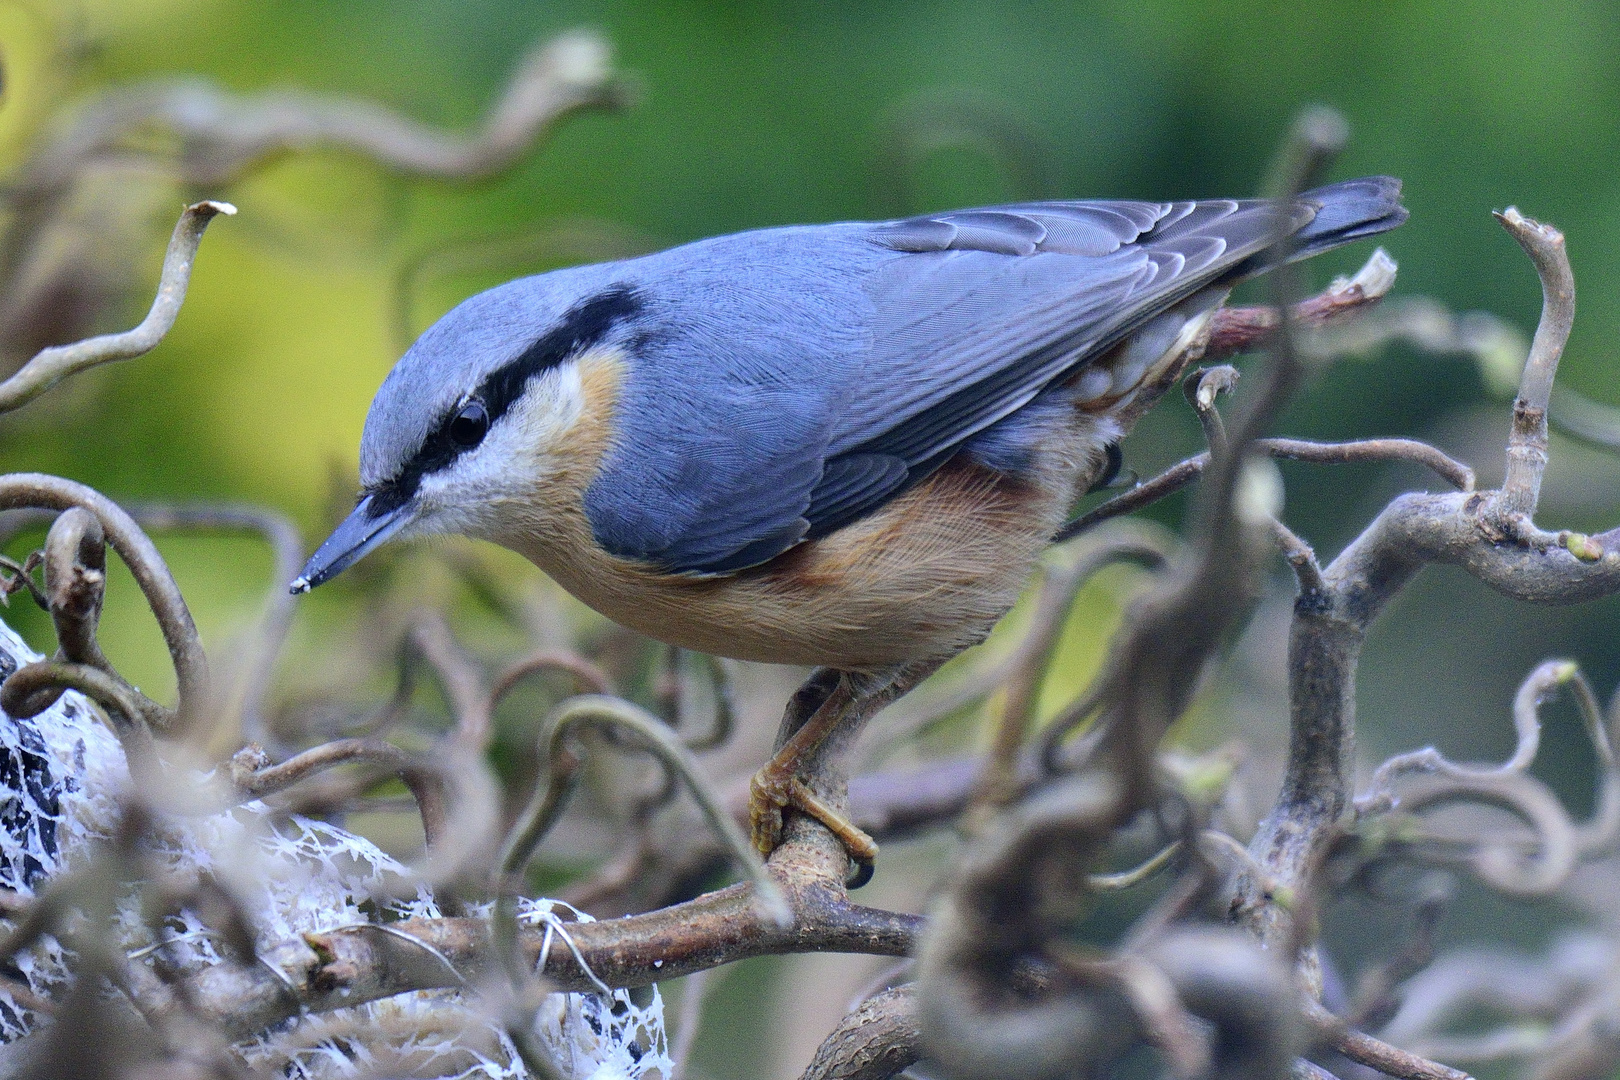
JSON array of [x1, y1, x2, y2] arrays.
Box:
[[1, 1, 1618, 1076]]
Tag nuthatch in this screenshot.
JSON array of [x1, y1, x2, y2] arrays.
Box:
[[293, 177, 1405, 870]]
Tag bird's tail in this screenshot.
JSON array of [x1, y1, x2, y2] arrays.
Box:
[[1286, 175, 1408, 261]]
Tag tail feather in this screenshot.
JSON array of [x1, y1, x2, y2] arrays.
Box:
[[1290, 175, 1408, 259]]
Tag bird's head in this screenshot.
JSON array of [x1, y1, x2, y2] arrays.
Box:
[[291, 267, 642, 593]]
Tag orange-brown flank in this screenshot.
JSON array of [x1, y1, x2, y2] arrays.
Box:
[[486, 349, 1109, 669]]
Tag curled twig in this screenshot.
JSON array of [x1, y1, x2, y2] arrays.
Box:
[[229, 739, 448, 849], [497, 695, 791, 928], [0, 474, 206, 730], [408, 610, 492, 747], [0, 201, 233, 414], [490, 649, 613, 710], [657, 649, 737, 752], [1185, 364, 1240, 455], [969, 521, 1175, 817], [1358, 659, 1573, 812], [1, 659, 156, 764], [41, 507, 116, 674], [128, 503, 303, 747], [1396, 771, 1579, 897], [13, 32, 626, 195]]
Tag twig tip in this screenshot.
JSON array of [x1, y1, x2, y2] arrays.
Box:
[[1342, 247, 1399, 301], [1293, 104, 1350, 158], [188, 200, 237, 219], [1495, 206, 1564, 248]]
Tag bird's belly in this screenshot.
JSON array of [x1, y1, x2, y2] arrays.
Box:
[[512, 452, 1090, 670]]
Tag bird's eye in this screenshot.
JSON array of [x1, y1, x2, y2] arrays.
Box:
[[449, 401, 489, 447]]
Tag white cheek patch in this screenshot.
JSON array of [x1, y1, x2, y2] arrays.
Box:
[[406, 361, 589, 538]]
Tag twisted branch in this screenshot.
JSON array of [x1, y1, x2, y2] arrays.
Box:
[[0, 201, 232, 413]]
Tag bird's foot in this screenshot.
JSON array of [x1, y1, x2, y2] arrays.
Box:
[[747, 764, 791, 856], [748, 762, 878, 882]]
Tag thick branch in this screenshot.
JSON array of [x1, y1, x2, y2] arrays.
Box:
[[1237, 209, 1604, 971], [801, 985, 921, 1080], [166, 876, 918, 1041]]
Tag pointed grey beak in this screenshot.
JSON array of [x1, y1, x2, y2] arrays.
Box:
[[289, 495, 411, 594]]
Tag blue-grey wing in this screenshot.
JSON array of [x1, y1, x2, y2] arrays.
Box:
[[581, 228, 872, 574], [585, 179, 1404, 574], [790, 196, 1307, 540]]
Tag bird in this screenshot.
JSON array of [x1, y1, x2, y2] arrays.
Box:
[[291, 176, 1406, 875]]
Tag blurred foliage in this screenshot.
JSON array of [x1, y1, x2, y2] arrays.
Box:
[[0, 4, 1616, 1074]]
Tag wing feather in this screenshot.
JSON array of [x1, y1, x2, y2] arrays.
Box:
[[584, 181, 1405, 575]]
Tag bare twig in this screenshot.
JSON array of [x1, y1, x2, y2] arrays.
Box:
[[1495, 208, 1573, 517], [1358, 659, 1572, 811], [408, 610, 491, 747], [0, 201, 232, 414], [968, 521, 1174, 817], [43, 506, 112, 672], [1057, 437, 1475, 542], [1575, 676, 1620, 853], [1270, 518, 1327, 595], [1087, 840, 1181, 891], [128, 503, 302, 748], [673, 650, 739, 751], [0, 550, 48, 609], [1549, 385, 1620, 450], [1, 659, 156, 764], [915, 773, 1137, 1080], [0, 474, 206, 729], [1345, 877, 1452, 1030], [1185, 364, 1240, 455], [497, 695, 790, 927], [11, 32, 626, 195], [1306, 1001, 1473, 1080], [490, 649, 613, 708], [229, 738, 448, 849], [1202, 248, 1398, 363], [1231, 203, 1619, 966]]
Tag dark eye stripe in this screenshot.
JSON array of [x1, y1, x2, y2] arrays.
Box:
[[475, 285, 642, 428], [365, 284, 643, 518]]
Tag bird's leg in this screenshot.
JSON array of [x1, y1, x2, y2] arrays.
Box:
[[749, 660, 941, 879]]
